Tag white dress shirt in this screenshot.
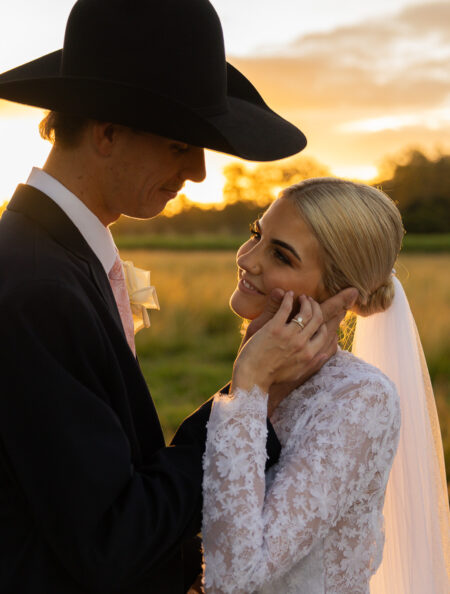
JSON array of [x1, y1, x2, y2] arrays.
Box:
[[26, 167, 117, 274]]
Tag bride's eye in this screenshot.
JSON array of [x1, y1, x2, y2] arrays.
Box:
[[273, 249, 290, 265]]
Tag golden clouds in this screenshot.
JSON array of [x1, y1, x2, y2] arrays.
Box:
[[229, 1, 450, 170]]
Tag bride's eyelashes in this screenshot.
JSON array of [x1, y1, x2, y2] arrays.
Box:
[[249, 220, 292, 266], [249, 220, 261, 240]]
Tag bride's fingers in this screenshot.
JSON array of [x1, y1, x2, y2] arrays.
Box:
[[308, 320, 328, 350], [308, 297, 340, 360], [320, 287, 358, 323], [250, 288, 286, 331], [290, 296, 323, 341], [270, 290, 295, 325], [292, 295, 312, 326], [241, 288, 286, 348]]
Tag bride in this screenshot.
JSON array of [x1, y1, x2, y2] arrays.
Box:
[[201, 178, 450, 593]]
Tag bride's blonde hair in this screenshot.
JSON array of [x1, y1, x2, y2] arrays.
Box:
[[281, 178, 405, 316]]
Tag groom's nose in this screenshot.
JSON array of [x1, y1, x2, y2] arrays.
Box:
[[181, 147, 206, 183]]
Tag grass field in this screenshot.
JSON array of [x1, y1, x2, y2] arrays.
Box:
[[122, 250, 450, 493], [115, 233, 450, 253]]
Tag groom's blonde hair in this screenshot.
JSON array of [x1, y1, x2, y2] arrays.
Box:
[[281, 178, 404, 316]]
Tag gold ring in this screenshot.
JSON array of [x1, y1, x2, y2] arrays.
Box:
[[292, 315, 305, 329]]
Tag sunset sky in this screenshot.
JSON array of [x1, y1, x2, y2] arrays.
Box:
[[0, 0, 449, 207]]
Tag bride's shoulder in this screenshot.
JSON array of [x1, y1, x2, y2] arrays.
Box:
[[274, 349, 400, 446], [321, 347, 395, 388], [310, 348, 400, 415]]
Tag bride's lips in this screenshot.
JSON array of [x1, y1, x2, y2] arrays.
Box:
[[238, 276, 265, 295]]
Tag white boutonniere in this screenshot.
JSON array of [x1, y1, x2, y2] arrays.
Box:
[[121, 260, 160, 333]]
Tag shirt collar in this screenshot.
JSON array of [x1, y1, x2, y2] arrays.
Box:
[[26, 167, 117, 274]]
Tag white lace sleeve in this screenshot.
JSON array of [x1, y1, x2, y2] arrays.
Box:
[[202, 379, 400, 593]]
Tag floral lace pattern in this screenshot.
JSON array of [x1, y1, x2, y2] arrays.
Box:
[[202, 349, 401, 593]]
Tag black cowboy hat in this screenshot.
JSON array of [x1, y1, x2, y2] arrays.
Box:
[[0, 0, 306, 161]]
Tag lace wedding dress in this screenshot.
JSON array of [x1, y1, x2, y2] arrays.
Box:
[[202, 348, 401, 594]]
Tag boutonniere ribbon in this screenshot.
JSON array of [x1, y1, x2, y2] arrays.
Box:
[[122, 260, 160, 333]]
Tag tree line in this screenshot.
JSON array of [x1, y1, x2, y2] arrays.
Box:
[[1, 149, 447, 234], [112, 150, 450, 236]]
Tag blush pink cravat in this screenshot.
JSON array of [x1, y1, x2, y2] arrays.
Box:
[[108, 254, 136, 355]]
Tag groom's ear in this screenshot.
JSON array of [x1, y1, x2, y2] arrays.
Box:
[[91, 121, 120, 157]]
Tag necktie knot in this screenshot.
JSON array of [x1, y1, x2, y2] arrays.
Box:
[[108, 256, 126, 281]]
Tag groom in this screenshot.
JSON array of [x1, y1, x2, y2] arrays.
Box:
[[0, 1, 354, 592]]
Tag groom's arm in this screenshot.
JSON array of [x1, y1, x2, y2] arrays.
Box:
[[170, 389, 282, 542], [0, 280, 207, 593], [171, 383, 282, 472]]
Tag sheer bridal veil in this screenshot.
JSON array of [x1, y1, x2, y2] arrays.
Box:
[[352, 276, 449, 593]]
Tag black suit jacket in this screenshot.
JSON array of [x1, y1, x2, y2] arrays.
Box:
[[0, 185, 280, 594]]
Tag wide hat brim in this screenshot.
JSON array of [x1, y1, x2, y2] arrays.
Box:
[[0, 0, 307, 162], [0, 49, 306, 162]]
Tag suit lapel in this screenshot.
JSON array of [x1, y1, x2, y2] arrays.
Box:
[[7, 184, 124, 333]]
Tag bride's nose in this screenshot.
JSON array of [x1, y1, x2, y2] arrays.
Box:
[[237, 243, 261, 275]]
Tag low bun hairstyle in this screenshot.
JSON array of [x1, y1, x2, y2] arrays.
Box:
[[281, 178, 404, 316], [356, 276, 396, 317]]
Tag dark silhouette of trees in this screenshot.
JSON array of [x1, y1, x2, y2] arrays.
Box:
[[377, 150, 450, 233], [223, 157, 329, 207], [112, 199, 263, 236]]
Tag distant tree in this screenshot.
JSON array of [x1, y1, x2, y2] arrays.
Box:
[[112, 200, 263, 237], [377, 150, 450, 233], [223, 156, 330, 207]]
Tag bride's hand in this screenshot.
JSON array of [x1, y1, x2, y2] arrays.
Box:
[[237, 287, 358, 397], [239, 287, 288, 352], [232, 293, 328, 394]]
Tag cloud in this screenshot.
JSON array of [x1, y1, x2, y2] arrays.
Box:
[[339, 106, 450, 133], [229, 2, 450, 169], [400, 1, 450, 39], [288, 1, 450, 64], [230, 1, 450, 113]]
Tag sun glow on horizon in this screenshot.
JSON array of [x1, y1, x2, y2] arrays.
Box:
[[330, 164, 379, 182], [182, 150, 233, 206]]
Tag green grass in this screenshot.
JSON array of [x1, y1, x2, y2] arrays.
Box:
[[115, 233, 246, 251], [114, 233, 450, 252], [402, 233, 450, 252]]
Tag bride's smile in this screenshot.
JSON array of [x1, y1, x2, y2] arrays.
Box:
[[230, 197, 327, 320]]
